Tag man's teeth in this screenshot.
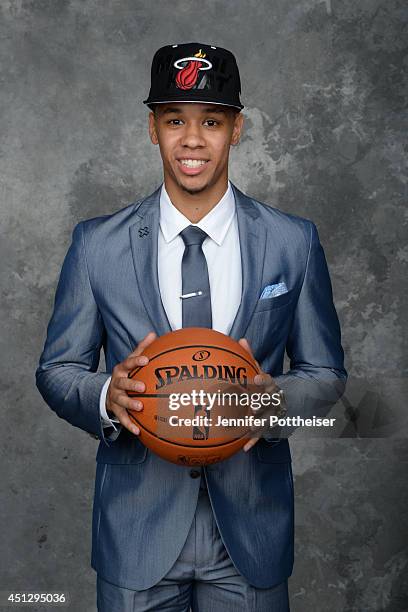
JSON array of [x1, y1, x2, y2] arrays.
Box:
[[180, 159, 207, 168]]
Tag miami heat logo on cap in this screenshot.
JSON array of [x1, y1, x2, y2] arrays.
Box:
[[173, 49, 212, 90]]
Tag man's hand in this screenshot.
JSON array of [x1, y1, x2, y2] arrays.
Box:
[[106, 332, 157, 436], [238, 337, 281, 452]]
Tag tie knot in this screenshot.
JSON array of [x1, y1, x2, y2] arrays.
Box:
[[180, 225, 208, 247]]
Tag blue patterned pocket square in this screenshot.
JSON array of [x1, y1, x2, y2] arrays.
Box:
[[260, 282, 288, 299]]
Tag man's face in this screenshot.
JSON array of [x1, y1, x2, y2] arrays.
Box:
[[148, 103, 244, 195]]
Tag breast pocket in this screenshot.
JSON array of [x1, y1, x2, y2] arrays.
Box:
[[253, 289, 294, 313]]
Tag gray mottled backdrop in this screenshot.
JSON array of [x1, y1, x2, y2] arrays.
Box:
[[1, 1, 407, 610]]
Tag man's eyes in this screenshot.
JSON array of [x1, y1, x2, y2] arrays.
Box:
[[167, 119, 219, 126]]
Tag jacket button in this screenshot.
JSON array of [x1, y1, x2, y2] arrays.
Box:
[[189, 469, 201, 479]]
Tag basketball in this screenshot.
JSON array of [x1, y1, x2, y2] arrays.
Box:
[[127, 328, 261, 466]]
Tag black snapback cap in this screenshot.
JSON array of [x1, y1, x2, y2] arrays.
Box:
[[143, 42, 244, 111]]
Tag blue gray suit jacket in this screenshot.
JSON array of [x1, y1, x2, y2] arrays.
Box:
[[35, 182, 347, 591]]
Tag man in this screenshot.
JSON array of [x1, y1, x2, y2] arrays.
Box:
[[36, 42, 347, 611]]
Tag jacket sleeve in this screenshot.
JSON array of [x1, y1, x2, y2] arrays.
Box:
[[35, 221, 112, 441], [273, 221, 347, 423]]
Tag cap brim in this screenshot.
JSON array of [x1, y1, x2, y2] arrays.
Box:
[[143, 98, 244, 111]]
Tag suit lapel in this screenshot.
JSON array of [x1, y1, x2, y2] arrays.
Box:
[[129, 186, 172, 337], [229, 183, 267, 340]]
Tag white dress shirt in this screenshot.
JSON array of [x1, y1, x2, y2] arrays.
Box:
[[99, 180, 242, 431]]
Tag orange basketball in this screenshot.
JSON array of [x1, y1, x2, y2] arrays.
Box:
[[127, 328, 261, 466]]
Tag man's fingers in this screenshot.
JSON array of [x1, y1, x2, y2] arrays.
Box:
[[243, 436, 260, 452], [132, 331, 157, 357], [109, 402, 141, 436], [122, 354, 150, 371], [239, 338, 262, 373], [116, 377, 146, 394], [122, 332, 157, 371], [238, 337, 253, 357], [254, 372, 274, 386], [111, 387, 144, 410], [120, 412, 140, 436]]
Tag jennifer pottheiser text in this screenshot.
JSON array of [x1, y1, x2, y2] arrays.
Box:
[[168, 415, 336, 428]]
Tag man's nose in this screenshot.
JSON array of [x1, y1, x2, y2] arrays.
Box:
[[180, 123, 206, 148]]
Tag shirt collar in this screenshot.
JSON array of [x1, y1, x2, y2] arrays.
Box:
[[159, 180, 236, 246]]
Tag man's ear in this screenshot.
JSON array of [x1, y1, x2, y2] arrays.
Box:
[[231, 111, 244, 146], [148, 111, 159, 145]]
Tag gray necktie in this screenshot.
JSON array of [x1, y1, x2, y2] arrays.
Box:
[[180, 226, 212, 328]]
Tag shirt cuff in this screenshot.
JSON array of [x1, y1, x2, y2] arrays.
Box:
[[99, 376, 120, 429]]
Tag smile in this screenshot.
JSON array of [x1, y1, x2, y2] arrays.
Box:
[[179, 159, 208, 167], [177, 159, 209, 175]]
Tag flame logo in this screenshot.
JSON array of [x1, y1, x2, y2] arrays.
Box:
[[174, 49, 212, 90]]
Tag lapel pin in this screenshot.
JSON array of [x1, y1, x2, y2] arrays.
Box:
[[138, 226, 150, 238]]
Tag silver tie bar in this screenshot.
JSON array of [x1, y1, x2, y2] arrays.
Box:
[[180, 291, 203, 299]]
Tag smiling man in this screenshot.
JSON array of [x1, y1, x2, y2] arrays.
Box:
[[149, 102, 242, 208], [36, 42, 347, 611]]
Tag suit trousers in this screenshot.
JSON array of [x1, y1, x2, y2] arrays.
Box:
[[96, 473, 290, 612]]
